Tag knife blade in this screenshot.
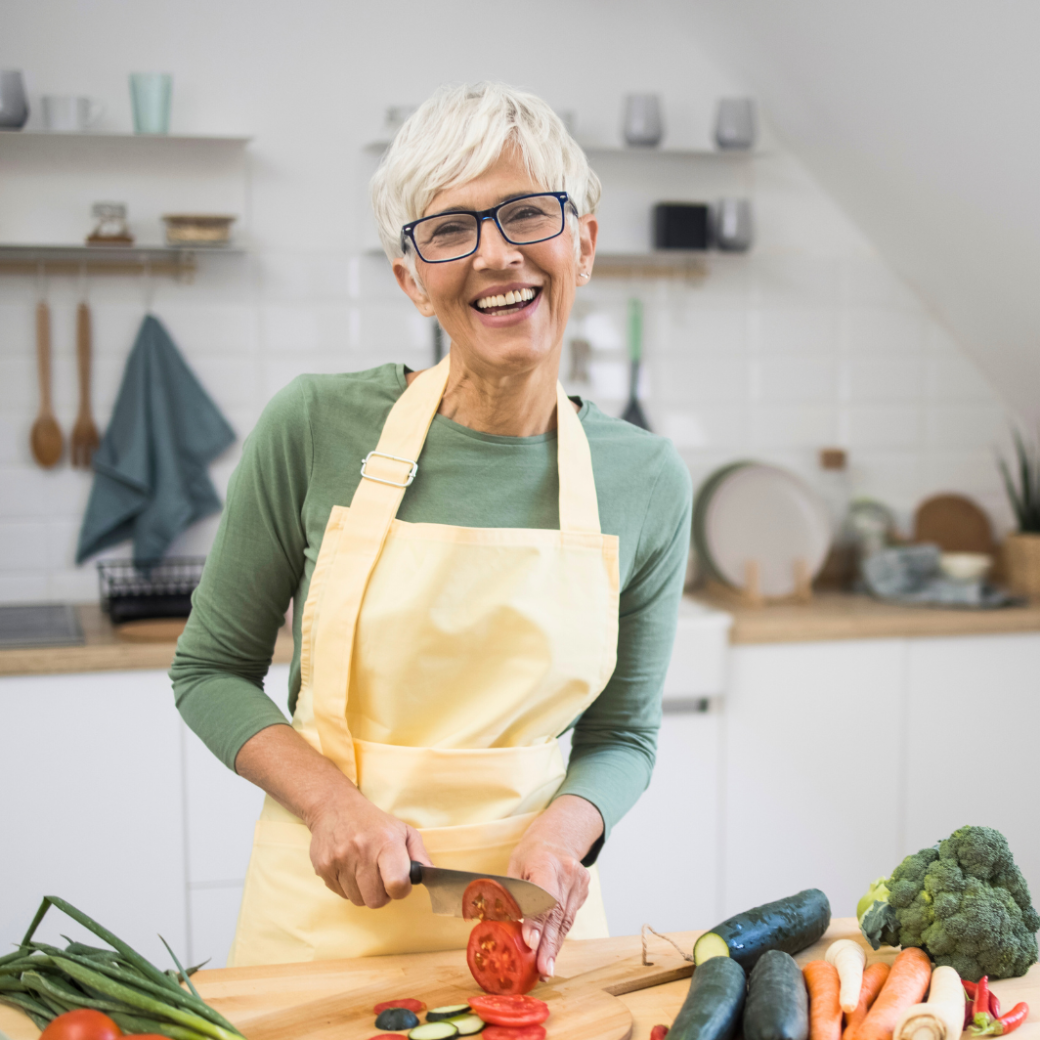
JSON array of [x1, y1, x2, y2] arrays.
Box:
[[409, 861, 558, 920]]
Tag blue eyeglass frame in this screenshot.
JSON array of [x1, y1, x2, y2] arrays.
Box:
[[400, 191, 575, 263]]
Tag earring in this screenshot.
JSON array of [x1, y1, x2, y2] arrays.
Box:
[[578, 271, 590, 281]]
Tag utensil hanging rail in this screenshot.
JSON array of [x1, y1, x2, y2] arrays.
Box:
[[0, 245, 241, 282]]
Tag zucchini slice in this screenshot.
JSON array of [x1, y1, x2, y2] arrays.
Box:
[[428, 1005, 472, 1022], [692, 888, 831, 970], [410, 1024, 460, 1040], [668, 955, 746, 1040], [447, 1014, 485, 1035], [743, 949, 809, 1040]]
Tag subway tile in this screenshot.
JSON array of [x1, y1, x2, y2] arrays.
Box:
[[921, 450, 1007, 507], [847, 405, 923, 450], [0, 572, 49, 601], [756, 357, 837, 404], [841, 256, 920, 310], [750, 255, 841, 308], [0, 523, 49, 570], [752, 308, 839, 356], [656, 354, 749, 404], [357, 302, 431, 352], [845, 452, 924, 516], [926, 353, 1000, 404], [46, 519, 82, 571], [661, 406, 748, 450], [843, 308, 926, 356], [926, 404, 1007, 450], [155, 304, 256, 354], [189, 356, 260, 409], [49, 567, 101, 603], [844, 357, 926, 403], [666, 307, 747, 354], [259, 253, 355, 301], [749, 405, 837, 449], [259, 303, 356, 352]]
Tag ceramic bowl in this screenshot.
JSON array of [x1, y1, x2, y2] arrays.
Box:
[[939, 552, 993, 582]]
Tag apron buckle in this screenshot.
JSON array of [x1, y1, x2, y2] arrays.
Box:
[[360, 450, 418, 488]]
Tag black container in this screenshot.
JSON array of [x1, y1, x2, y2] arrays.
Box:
[[653, 203, 711, 250], [97, 557, 205, 624]]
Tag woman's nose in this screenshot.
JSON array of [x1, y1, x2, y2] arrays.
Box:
[[472, 218, 524, 269]]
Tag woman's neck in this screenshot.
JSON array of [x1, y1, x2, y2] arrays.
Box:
[[407, 350, 575, 437]]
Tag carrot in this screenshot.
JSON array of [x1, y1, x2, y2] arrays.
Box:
[[805, 960, 844, 1040], [852, 948, 933, 1040], [844, 963, 892, 1040]]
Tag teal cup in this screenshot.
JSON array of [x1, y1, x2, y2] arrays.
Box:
[[129, 73, 172, 134]]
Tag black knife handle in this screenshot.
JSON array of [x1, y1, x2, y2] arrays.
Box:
[[409, 861, 424, 885]]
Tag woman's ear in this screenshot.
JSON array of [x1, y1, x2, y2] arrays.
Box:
[[577, 214, 598, 277], [392, 258, 436, 317]]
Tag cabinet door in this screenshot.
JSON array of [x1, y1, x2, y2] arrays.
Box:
[[0, 669, 186, 966], [596, 706, 721, 936], [721, 640, 905, 921], [905, 634, 1040, 892]]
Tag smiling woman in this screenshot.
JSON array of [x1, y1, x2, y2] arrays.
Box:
[[170, 82, 692, 976]]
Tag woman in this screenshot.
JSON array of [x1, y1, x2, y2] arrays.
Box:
[[171, 82, 692, 975]]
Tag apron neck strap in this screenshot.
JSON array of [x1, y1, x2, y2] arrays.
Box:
[[359, 353, 601, 534]]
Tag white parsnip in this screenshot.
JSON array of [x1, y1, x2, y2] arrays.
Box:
[[825, 938, 867, 1014], [893, 965, 966, 1040]]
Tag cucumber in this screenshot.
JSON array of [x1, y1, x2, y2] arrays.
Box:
[[447, 1014, 485, 1035], [428, 1005, 472, 1021], [376, 1006, 420, 1030], [693, 889, 830, 970], [410, 1024, 460, 1040], [743, 949, 809, 1040], [667, 954, 746, 1040]]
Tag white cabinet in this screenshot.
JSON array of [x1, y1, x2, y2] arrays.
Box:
[[0, 669, 187, 967]]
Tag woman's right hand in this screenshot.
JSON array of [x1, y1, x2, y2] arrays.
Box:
[[235, 723, 432, 909], [307, 785, 432, 907]]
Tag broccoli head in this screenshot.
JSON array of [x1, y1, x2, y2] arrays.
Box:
[[856, 825, 1039, 981]]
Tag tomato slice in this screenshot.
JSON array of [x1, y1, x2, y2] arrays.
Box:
[[467, 920, 539, 995], [468, 992, 550, 1026], [462, 878, 522, 922], [650, 1027, 671, 1040], [483, 1027, 547, 1040], [372, 998, 426, 1015]]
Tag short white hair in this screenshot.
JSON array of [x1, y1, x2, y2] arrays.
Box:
[[370, 82, 601, 265]]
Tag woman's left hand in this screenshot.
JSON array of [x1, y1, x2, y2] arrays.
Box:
[[507, 795, 604, 980]]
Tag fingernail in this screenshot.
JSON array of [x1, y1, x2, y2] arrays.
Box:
[[527, 929, 541, 950], [547, 958, 555, 978]]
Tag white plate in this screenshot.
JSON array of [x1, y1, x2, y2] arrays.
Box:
[[703, 463, 832, 597]]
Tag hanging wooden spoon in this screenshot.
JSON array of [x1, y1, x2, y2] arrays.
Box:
[[30, 298, 64, 468], [71, 300, 100, 467]]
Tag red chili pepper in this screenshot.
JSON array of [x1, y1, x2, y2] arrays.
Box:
[[971, 1002, 1030, 1036], [974, 977, 994, 1032], [963, 981, 1001, 1022], [650, 1027, 670, 1040], [991, 993, 1002, 1019], [964, 981, 978, 998]]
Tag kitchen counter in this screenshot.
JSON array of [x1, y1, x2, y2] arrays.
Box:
[[1, 592, 1039, 677], [692, 589, 1040, 644], [2, 919, 1038, 1040], [0, 604, 294, 677]]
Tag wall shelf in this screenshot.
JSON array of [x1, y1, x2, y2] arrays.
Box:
[[0, 131, 252, 144], [363, 139, 760, 159], [593, 251, 709, 280], [0, 243, 246, 281]]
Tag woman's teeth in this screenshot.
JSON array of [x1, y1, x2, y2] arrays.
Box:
[[475, 287, 537, 311]]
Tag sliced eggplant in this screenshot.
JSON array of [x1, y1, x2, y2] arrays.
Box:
[[376, 1006, 420, 1030]]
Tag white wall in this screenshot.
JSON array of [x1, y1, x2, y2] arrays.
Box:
[[0, 0, 1015, 601]]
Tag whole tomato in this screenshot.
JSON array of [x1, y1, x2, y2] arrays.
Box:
[[40, 1010, 123, 1040]]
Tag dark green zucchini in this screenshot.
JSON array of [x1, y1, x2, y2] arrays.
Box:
[[667, 955, 746, 1040], [743, 950, 808, 1040], [692, 889, 830, 970]]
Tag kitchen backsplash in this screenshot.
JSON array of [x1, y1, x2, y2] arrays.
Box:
[[0, 150, 1012, 603]]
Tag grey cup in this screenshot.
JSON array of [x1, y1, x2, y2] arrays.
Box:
[[715, 198, 754, 252], [714, 97, 756, 150], [0, 71, 29, 129], [623, 94, 664, 147]]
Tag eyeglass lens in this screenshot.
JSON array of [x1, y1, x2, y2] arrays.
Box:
[[412, 195, 564, 262]]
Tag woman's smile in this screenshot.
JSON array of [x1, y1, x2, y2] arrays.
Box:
[[471, 284, 543, 326]]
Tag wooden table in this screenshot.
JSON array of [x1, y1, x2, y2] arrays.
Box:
[[2, 920, 1037, 1040]]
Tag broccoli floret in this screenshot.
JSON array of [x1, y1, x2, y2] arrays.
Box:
[[857, 825, 1040, 980]]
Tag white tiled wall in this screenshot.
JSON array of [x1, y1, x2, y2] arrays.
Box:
[[0, 157, 1014, 603]]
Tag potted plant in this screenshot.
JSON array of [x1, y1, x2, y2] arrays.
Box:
[[999, 429, 1040, 599]]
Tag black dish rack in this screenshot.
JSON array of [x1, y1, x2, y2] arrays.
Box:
[[97, 557, 206, 624]]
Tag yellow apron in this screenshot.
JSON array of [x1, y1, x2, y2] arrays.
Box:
[[229, 355, 620, 966]]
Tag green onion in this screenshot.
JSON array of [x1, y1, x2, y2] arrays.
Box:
[[111, 1010, 215, 1040]]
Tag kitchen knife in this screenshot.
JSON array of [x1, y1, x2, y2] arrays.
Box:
[[409, 861, 557, 920]]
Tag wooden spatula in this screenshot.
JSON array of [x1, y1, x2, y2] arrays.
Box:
[[30, 299, 63, 468], [71, 300, 100, 468]]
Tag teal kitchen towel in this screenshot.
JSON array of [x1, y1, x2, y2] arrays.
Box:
[[77, 315, 236, 566]]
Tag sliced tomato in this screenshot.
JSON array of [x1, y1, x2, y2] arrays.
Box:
[[483, 1027, 547, 1040], [372, 998, 427, 1015], [468, 992, 550, 1026], [463, 878, 522, 922], [650, 1027, 671, 1040], [467, 920, 539, 995]]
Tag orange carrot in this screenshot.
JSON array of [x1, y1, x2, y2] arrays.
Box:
[[804, 960, 844, 1040], [843, 962, 891, 1040], [851, 949, 932, 1040]]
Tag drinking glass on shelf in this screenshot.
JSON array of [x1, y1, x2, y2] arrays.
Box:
[[130, 73, 172, 134], [622, 94, 664, 147]]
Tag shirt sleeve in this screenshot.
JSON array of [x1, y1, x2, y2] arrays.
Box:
[[552, 443, 693, 862], [169, 378, 313, 770]]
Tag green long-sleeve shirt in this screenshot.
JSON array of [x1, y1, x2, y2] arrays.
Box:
[[171, 363, 692, 850]]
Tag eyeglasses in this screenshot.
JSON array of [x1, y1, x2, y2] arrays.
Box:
[[401, 191, 573, 263]]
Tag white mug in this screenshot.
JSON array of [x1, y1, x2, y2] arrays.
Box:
[[42, 95, 104, 132]]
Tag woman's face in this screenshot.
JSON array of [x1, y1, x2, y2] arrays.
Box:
[[393, 146, 597, 379]]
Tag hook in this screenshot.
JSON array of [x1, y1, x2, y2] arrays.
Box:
[[36, 262, 47, 303], [78, 263, 89, 304], [142, 256, 155, 313]]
